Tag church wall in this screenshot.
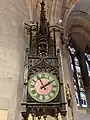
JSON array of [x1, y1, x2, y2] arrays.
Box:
[[65, 9, 90, 120], [60, 44, 77, 120], [1, 0, 90, 120], [0, 0, 29, 120]]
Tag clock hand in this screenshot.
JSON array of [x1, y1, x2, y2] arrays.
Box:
[[40, 80, 54, 89], [37, 75, 46, 90]]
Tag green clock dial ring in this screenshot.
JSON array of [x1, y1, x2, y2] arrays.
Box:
[[28, 72, 59, 103]]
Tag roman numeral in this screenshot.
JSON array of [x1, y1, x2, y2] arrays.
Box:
[[31, 89, 36, 94], [47, 74, 50, 78], [32, 79, 36, 83], [41, 74, 45, 78], [45, 95, 50, 100], [37, 75, 41, 79], [52, 90, 56, 94], [52, 81, 56, 85], [42, 95, 45, 100], [53, 85, 57, 87], [31, 84, 34, 87], [39, 95, 43, 100], [30, 88, 34, 91], [49, 92, 54, 97], [36, 93, 40, 98], [48, 94, 52, 99], [31, 81, 35, 86]]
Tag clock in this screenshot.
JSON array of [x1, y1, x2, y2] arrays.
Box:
[[28, 72, 59, 102]]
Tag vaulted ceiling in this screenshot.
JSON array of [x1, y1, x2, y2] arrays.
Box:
[[26, 0, 69, 24], [25, 0, 90, 50], [66, 0, 90, 50]]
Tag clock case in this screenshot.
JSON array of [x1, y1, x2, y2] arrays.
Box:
[[21, 1, 67, 119]]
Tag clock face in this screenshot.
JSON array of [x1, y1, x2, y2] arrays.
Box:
[[28, 72, 59, 102]]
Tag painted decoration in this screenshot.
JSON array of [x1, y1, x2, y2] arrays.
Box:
[[28, 72, 59, 102]]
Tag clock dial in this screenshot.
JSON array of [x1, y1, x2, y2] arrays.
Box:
[[28, 72, 59, 102]]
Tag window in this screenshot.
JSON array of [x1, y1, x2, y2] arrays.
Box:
[[85, 52, 90, 77], [69, 46, 87, 107]]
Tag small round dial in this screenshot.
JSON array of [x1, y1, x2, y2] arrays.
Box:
[[28, 73, 59, 102]]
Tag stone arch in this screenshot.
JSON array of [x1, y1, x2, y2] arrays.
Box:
[[65, 10, 90, 51], [65, 10, 90, 109]]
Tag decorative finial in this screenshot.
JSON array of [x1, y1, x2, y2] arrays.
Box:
[[39, 0, 47, 34], [41, 0, 45, 6]]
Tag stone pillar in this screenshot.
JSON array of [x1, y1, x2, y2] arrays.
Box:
[[76, 50, 89, 87], [60, 43, 77, 120], [0, 0, 29, 120]]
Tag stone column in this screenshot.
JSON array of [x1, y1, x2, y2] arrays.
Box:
[[60, 42, 77, 120], [0, 0, 29, 120], [76, 50, 89, 87]]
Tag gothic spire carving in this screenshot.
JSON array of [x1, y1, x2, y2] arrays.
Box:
[[24, 0, 57, 57], [39, 0, 47, 35], [38, 0, 48, 56]]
